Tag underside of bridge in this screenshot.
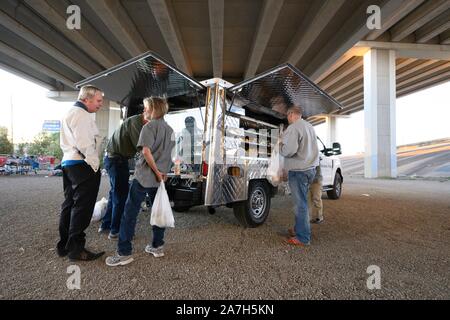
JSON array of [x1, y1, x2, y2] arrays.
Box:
[[0, 0, 449, 178]]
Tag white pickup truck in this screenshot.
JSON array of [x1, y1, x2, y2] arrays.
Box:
[[317, 137, 343, 199]]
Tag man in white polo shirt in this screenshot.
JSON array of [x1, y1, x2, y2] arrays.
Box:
[[57, 85, 105, 261]]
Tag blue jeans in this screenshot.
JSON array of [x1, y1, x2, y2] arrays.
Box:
[[288, 169, 316, 244], [101, 156, 130, 234], [118, 179, 165, 256]]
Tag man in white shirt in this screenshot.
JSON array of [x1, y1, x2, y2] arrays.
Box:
[[57, 85, 105, 261]]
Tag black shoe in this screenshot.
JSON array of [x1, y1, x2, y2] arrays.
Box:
[[56, 242, 69, 257], [56, 246, 69, 257], [310, 218, 324, 224], [69, 249, 105, 262]]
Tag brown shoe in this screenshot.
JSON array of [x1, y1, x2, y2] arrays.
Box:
[[285, 237, 310, 247], [288, 228, 295, 237]]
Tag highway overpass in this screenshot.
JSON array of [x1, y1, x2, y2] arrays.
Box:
[[0, 0, 449, 178]]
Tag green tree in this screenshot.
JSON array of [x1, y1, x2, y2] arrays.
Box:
[[17, 143, 30, 156], [0, 126, 14, 154], [27, 132, 62, 159], [27, 132, 51, 155], [46, 132, 63, 160]]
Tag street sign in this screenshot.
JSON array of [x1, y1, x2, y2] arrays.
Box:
[[42, 120, 61, 132]]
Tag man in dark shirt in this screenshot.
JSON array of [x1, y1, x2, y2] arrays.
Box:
[[99, 99, 151, 239]]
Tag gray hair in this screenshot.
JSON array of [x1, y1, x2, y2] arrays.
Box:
[[78, 85, 103, 101], [287, 106, 303, 116]]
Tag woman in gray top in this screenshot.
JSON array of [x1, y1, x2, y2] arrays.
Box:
[[106, 97, 175, 267]]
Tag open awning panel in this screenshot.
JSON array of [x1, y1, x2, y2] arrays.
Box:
[[228, 64, 342, 120], [75, 52, 205, 112]]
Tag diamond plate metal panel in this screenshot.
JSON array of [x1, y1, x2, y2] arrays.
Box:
[[222, 113, 247, 203], [76, 51, 204, 110], [204, 81, 285, 206], [228, 64, 342, 119], [205, 83, 226, 206]]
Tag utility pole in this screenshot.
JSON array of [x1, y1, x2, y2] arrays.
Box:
[[10, 94, 14, 150]]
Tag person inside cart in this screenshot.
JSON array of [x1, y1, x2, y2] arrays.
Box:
[[280, 106, 319, 247], [98, 98, 152, 240], [178, 116, 202, 172], [106, 97, 175, 267]]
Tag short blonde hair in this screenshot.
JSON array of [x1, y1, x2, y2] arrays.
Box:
[[143, 97, 153, 108], [145, 97, 169, 118], [78, 85, 103, 101]]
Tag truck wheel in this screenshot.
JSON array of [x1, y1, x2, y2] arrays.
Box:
[[173, 206, 190, 212], [327, 173, 342, 199], [233, 181, 271, 227]]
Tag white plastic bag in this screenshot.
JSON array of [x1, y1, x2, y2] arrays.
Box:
[[150, 182, 175, 228], [267, 142, 285, 185], [92, 197, 108, 222]]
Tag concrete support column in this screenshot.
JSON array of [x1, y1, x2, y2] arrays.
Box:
[[108, 101, 122, 138], [95, 99, 122, 142], [363, 49, 397, 178], [95, 99, 111, 145], [325, 115, 337, 148]]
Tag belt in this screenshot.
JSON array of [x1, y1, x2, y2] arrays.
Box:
[[107, 153, 126, 159]]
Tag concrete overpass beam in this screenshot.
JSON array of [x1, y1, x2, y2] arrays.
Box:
[[440, 29, 450, 44], [390, 0, 450, 42], [363, 49, 397, 178], [281, 0, 346, 66], [244, 0, 284, 79], [356, 41, 450, 61], [415, 10, 450, 43], [208, 0, 224, 78], [147, 0, 192, 75], [0, 11, 92, 78], [308, 0, 401, 82], [0, 41, 75, 88], [85, 0, 148, 58], [24, 0, 121, 69]]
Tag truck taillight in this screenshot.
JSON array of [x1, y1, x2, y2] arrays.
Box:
[[202, 161, 208, 176]]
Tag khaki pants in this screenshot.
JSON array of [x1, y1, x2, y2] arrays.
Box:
[[308, 180, 323, 220]]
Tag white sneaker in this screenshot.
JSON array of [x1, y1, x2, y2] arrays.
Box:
[[105, 254, 134, 267], [310, 218, 324, 224], [108, 232, 119, 240], [144, 245, 164, 257], [98, 227, 110, 234]]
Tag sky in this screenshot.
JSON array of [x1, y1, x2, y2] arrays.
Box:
[[314, 80, 450, 155], [0, 69, 73, 144], [0, 67, 449, 155]]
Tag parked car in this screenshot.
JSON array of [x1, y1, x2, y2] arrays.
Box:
[[317, 137, 343, 199]]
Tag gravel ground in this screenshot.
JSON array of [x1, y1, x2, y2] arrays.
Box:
[[0, 175, 449, 300]]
